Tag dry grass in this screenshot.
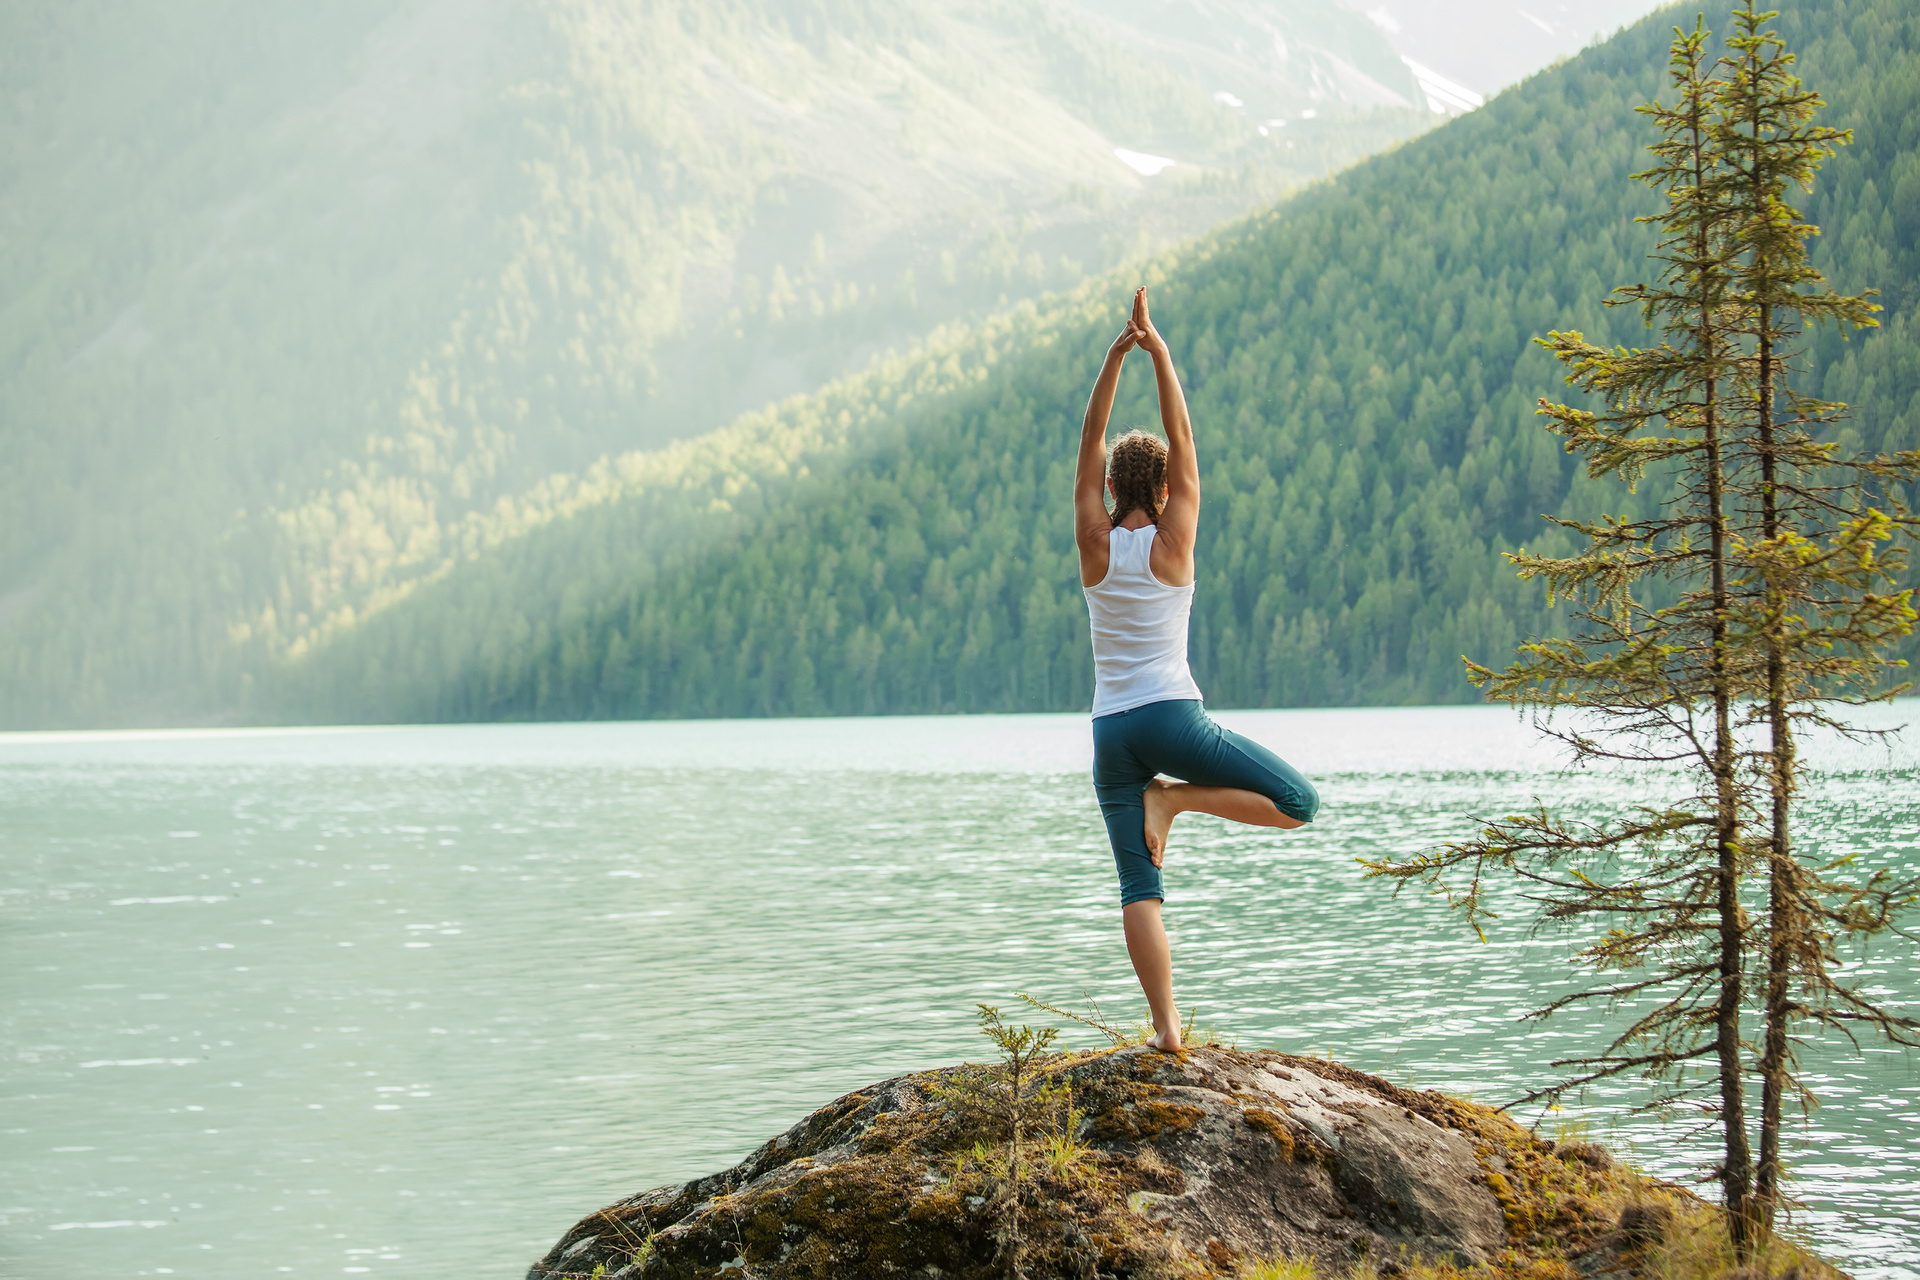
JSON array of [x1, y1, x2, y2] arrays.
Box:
[[1637, 1197, 1851, 1280], [1243, 1257, 1319, 1280], [1241, 1178, 1851, 1280]]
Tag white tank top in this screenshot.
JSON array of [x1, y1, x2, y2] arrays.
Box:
[[1084, 524, 1204, 717]]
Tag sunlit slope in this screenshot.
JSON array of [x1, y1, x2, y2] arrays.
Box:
[[290, 0, 1920, 721], [0, 0, 1428, 728]]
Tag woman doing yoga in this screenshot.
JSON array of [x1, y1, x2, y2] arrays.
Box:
[[1077, 287, 1320, 1053]]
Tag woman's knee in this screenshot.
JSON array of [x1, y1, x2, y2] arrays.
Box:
[[1212, 726, 1317, 823], [1283, 775, 1320, 824]]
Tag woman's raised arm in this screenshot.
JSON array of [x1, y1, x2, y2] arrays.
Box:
[[1131, 289, 1198, 586], [1075, 303, 1140, 587]]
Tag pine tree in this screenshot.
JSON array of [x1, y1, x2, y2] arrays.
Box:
[[1367, 19, 1772, 1232], [1369, 6, 1920, 1256], [1713, 0, 1920, 1234]]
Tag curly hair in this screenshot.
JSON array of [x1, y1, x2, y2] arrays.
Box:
[[1107, 430, 1169, 526]]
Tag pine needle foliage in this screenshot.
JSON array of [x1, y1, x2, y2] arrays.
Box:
[[1365, 3, 1919, 1259], [1014, 990, 1136, 1046]]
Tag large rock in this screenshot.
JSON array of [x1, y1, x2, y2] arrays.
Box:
[[528, 1045, 1646, 1279]]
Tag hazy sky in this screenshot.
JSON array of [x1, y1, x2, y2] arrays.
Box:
[[1356, 0, 1680, 96]]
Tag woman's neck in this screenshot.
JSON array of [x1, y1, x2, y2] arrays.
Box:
[[1117, 510, 1157, 530]]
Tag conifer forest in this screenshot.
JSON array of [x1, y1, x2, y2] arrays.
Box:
[[4, 0, 1916, 727], [279, 0, 1918, 726]]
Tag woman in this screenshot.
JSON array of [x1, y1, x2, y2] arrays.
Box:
[[1076, 286, 1320, 1053]]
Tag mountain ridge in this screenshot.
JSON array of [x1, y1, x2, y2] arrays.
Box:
[[273, 0, 1920, 724], [3, 0, 1436, 726]]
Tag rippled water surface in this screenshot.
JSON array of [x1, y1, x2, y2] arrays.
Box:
[[3, 706, 1916, 1278]]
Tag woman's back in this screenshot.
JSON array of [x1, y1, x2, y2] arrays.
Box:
[[1084, 524, 1203, 717]]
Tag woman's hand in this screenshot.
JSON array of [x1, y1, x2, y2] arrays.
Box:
[[1107, 320, 1139, 361], [1129, 286, 1168, 358]]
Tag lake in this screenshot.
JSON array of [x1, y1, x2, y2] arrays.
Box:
[[2, 705, 1916, 1278]]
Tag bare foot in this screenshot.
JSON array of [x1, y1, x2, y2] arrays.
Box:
[[1142, 779, 1179, 868], [1145, 1027, 1183, 1053]]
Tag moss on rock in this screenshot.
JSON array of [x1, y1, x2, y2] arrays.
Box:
[[526, 1046, 1781, 1280]]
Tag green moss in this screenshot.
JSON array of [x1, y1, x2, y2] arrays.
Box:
[[1480, 1162, 1533, 1237], [1095, 1097, 1206, 1144], [1086, 1077, 1207, 1146], [624, 1056, 1211, 1280], [1241, 1107, 1299, 1161]]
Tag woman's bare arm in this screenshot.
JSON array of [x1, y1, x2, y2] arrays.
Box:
[[1132, 289, 1198, 587], [1076, 305, 1140, 587]]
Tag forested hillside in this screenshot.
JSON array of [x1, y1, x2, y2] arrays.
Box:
[[277, 0, 1920, 723], [2, 0, 1431, 727]]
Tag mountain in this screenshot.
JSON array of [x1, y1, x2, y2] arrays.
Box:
[[272, 0, 1920, 724], [1, 0, 1438, 727], [1358, 0, 1673, 100]]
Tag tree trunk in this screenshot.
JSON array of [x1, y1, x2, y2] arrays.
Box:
[[1754, 286, 1794, 1236], [1006, 1060, 1025, 1279], [1714, 827, 1756, 1246], [1699, 79, 1758, 1256], [1757, 779, 1794, 1223]]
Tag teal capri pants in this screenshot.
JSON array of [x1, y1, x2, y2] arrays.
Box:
[[1092, 698, 1319, 906]]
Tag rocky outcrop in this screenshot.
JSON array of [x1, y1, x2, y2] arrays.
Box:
[[528, 1045, 1657, 1279]]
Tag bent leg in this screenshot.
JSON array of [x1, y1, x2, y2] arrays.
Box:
[[1183, 718, 1320, 821], [1163, 783, 1306, 828], [1143, 780, 1301, 862], [1123, 898, 1181, 1051], [1138, 703, 1320, 860]]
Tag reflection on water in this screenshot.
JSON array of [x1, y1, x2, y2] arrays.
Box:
[[1, 705, 1915, 1278]]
